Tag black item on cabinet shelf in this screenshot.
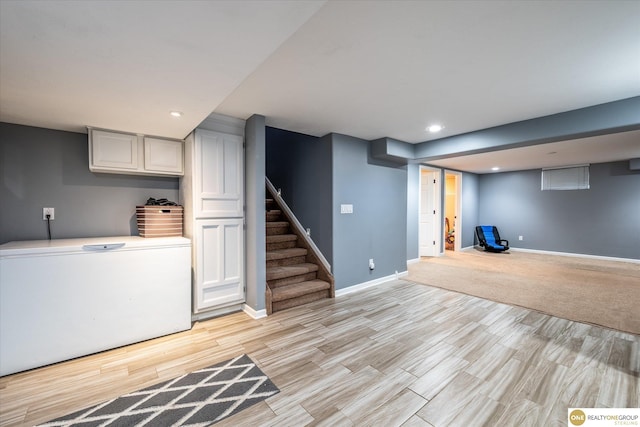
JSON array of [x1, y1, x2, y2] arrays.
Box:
[[145, 197, 178, 206]]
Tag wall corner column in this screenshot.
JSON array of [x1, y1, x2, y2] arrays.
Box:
[[245, 114, 266, 311]]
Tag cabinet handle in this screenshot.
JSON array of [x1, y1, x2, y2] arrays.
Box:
[[82, 243, 126, 251]]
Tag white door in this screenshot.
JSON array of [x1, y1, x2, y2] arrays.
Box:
[[194, 219, 245, 312], [191, 128, 245, 312], [195, 129, 244, 219], [419, 168, 440, 256]]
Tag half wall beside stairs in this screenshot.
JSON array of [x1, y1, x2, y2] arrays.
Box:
[[265, 179, 335, 315]]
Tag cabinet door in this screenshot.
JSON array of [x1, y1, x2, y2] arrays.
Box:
[[90, 130, 138, 171], [194, 129, 243, 218], [194, 219, 244, 312], [144, 137, 184, 175]]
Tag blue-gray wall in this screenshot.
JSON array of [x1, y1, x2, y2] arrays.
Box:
[[266, 128, 408, 289], [266, 127, 333, 261], [331, 133, 407, 289], [478, 161, 640, 259], [406, 163, 419, 260], [461, 172, 479, 248], [0, 122, 178, 244], [245, 115, 267, 311]]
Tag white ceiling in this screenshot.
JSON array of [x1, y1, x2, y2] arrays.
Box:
[[0, 0, 325, 138], [1, 0, 639, 173]]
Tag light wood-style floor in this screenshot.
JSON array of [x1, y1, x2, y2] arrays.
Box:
[[1, 279, 638, 427]]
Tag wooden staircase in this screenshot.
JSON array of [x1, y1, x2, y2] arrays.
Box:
[[265, 188, 334, 315]]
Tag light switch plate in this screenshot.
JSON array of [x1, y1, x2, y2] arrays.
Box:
[[340, 204, 353, 214]]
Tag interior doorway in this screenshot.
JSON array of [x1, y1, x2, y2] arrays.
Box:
[[419, 166, 441, 257], [444, 171, 462, 252]]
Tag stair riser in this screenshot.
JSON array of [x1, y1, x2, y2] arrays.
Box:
[[266, 255, 307, 268], [270, 280, 331, 302], [268, 271, 318, 288], [267, 241, 297, 251], [272, 290, 330, 313], [266, 212, 282, 221], [266, 234, 297, 243], [266, 225, 289, 236], [266, 201, 278, 210], [266, 263, 318, 281]]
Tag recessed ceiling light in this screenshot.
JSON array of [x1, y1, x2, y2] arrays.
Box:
[[491, 167, 500, 171], [170, 111, 183, 118], [427, 124, 444, 133]]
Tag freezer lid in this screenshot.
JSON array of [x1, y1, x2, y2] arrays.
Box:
[[0, 236, 191, 257]]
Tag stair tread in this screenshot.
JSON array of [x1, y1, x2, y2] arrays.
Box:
[[266, 263, 319, 280], [266, 221, 289, 227], [266, 234, 297, 243], [271, 279, 331, 302], [266, 248, 308, 261]]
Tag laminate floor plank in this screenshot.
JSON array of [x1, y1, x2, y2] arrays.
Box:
[[401, 415, 434, 427], [416, 371, 486, 426], [482, 358, 529, 404], [1, 278, 638, 427], [338, 368, 416, 420], [352, 388, 427, 427]]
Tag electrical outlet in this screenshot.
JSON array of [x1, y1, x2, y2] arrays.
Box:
[[519, 235, 523, 241], [43, 207, 55, 220], [369, 258, 375, 270]]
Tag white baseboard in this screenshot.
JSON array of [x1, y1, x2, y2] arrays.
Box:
[[510, 247, 640, 264], [407, 258, 420, 265], [192, 303, 267, 322], [335, 271, 407, 297], [191, 304, 243, 322], [243, 304, 267, 319]]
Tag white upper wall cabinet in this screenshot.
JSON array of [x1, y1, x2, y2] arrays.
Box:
[[90, 129, 139, 171], [144, 137, 184, 175], [88, 128, 184, 177]]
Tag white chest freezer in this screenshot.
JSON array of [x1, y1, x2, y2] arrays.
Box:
[[0, 236, 191, 376]]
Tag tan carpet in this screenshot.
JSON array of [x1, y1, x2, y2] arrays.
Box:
[[406, 249, 640, 335]]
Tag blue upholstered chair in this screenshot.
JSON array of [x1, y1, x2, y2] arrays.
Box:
[[475, 225, 509, 252]]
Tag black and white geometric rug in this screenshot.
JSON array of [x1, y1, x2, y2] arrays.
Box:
[[38, 354, 279, 426]]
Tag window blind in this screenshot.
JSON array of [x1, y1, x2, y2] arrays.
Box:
[[541, 165, 590, 191]]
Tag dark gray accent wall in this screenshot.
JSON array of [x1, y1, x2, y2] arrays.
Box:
[[265, 127, 333, 261], [461, 172, 479, 247], [478, 161, 640, 259], [331, 133, 407, 289], [0, 122, 178, 244], [245, 115, 266, 311]]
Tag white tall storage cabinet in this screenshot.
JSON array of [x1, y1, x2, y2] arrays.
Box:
[[181, 129, 245, 314]]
